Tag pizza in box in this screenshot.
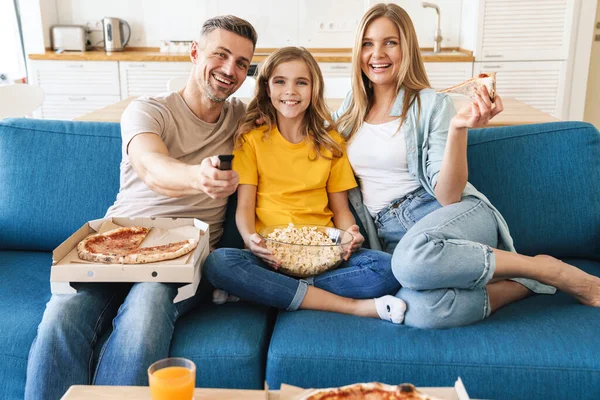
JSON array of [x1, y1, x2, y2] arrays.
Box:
[[77, 226, 198, 264]]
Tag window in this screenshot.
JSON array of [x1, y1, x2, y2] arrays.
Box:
[[0, 0, 27, 83]]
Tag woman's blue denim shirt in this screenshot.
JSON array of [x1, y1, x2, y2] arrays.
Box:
[[333, 88, 555, 294]]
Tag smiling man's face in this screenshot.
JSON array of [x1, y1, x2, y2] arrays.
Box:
[[191, 28, 254, 103]]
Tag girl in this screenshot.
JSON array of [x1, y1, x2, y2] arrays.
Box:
[[203, 47, 407, 323], [333, 3, 600, 329]]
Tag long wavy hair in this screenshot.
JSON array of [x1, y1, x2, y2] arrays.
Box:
[[235, 47, 342, 160], [337, 3, 431, 141]]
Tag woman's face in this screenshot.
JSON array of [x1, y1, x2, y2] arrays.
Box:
[[360, 17, 402, 90]]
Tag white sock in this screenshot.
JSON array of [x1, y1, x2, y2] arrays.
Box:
[[212, 289, 240, 305], [374, 295, 407, 324]]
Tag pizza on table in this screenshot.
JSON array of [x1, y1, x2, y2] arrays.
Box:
[[298, 383, 444, 400]]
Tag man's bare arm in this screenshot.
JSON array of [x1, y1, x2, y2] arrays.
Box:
[[128, 133, 238, 199]]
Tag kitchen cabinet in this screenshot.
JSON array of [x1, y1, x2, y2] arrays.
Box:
[[27, 60, 476, 119], [475, 0, 577, 62], [474, 0, 578, 119], [473, 61, 566, 117], [424, 62, 473, 91], [119, 62, 191, 99], [35, 95, 122, 121], [320, 63, 352, 99], [234, 77, 256, 99], [119, 61, 257, 99], [29, 60, 120, 120], [318, 62, 475, 99]]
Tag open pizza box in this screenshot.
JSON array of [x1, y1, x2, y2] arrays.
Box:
[[50, 217, 209, 303], [273, 378, 470, 399]]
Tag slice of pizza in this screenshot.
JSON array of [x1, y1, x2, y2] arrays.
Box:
[[120, 239, 198, 264], [302, 382, 443, 400], [77, 226, 151, 263], [439, 72, 496, 103]]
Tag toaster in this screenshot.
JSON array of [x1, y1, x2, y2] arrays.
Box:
[[51, 25, 88, 52]]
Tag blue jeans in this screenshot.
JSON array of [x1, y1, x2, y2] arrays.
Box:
[[25, 281, 206, 400], [203, 248, 399, 310], [375, 187, 498, 329]]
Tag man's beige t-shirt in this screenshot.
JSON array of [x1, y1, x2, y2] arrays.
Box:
[[105, 92, 245, 247]]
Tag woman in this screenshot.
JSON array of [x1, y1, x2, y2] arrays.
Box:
[[333, 3, 600, 329]]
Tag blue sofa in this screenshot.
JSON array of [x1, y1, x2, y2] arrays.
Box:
[[1, 118, 599, 400]]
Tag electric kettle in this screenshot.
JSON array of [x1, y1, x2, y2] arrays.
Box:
[[102, 17, 131, 52]]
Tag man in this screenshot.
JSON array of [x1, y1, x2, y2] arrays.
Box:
[[25, 15, 257, 400]]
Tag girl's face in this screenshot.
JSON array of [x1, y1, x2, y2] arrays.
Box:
[[360, 17, 402, 89], [267, 59, 312, 121]]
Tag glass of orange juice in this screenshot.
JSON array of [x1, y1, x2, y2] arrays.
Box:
[[148, 357, 196, 400]]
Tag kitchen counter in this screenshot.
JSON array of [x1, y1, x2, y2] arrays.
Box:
[[29, 47, 474, 63], [74, 95, 558, 126]]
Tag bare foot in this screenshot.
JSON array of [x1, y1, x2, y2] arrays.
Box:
[[535, 255, 600, 307]]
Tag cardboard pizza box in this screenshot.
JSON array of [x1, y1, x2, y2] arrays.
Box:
[[276, 377, 470, 400], [50, 217, 209, 303]]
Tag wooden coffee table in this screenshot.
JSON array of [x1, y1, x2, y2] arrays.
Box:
[[61, 385, 278, 399]]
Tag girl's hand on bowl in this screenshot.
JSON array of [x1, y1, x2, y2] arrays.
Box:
[[344, 224, 364, 260], [248, 233, 281, 269]]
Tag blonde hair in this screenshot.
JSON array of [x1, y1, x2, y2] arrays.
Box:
[[337, 3, 431, 141], [235, 47, 342, 160]]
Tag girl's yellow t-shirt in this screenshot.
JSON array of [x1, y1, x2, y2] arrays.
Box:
[[233, 125, 357, 232]]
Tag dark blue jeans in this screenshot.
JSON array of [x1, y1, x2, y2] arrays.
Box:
[[203, 248, 399, 310]]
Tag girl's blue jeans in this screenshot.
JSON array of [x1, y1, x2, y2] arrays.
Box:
[[375, 187, 499, 329], [204, 248, 399, 311]]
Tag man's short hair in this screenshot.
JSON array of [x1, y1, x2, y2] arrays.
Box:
[[200, 15, 258, 48]]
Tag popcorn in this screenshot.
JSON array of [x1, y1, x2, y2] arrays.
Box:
[[263, 223, 345, 277]]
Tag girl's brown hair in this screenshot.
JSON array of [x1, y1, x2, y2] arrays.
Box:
[[235, 46, 342, 159], [336, 3, 431, 140]]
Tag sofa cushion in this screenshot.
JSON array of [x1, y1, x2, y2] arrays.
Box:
[[467, 122, 600, 260], [0, 119, 121, 251], [266, 259, 600, 400], [0, 251, 52, 400], [172, 300, 275, 389]]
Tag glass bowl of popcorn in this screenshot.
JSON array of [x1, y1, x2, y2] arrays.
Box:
[[258, 223, 353, 278]]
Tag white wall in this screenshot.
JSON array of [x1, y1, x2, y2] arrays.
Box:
[[48, 0, 468, 49], [21, 0, 55, 54], [371, 0, 465, 48], [568, 0, 598, 121]]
